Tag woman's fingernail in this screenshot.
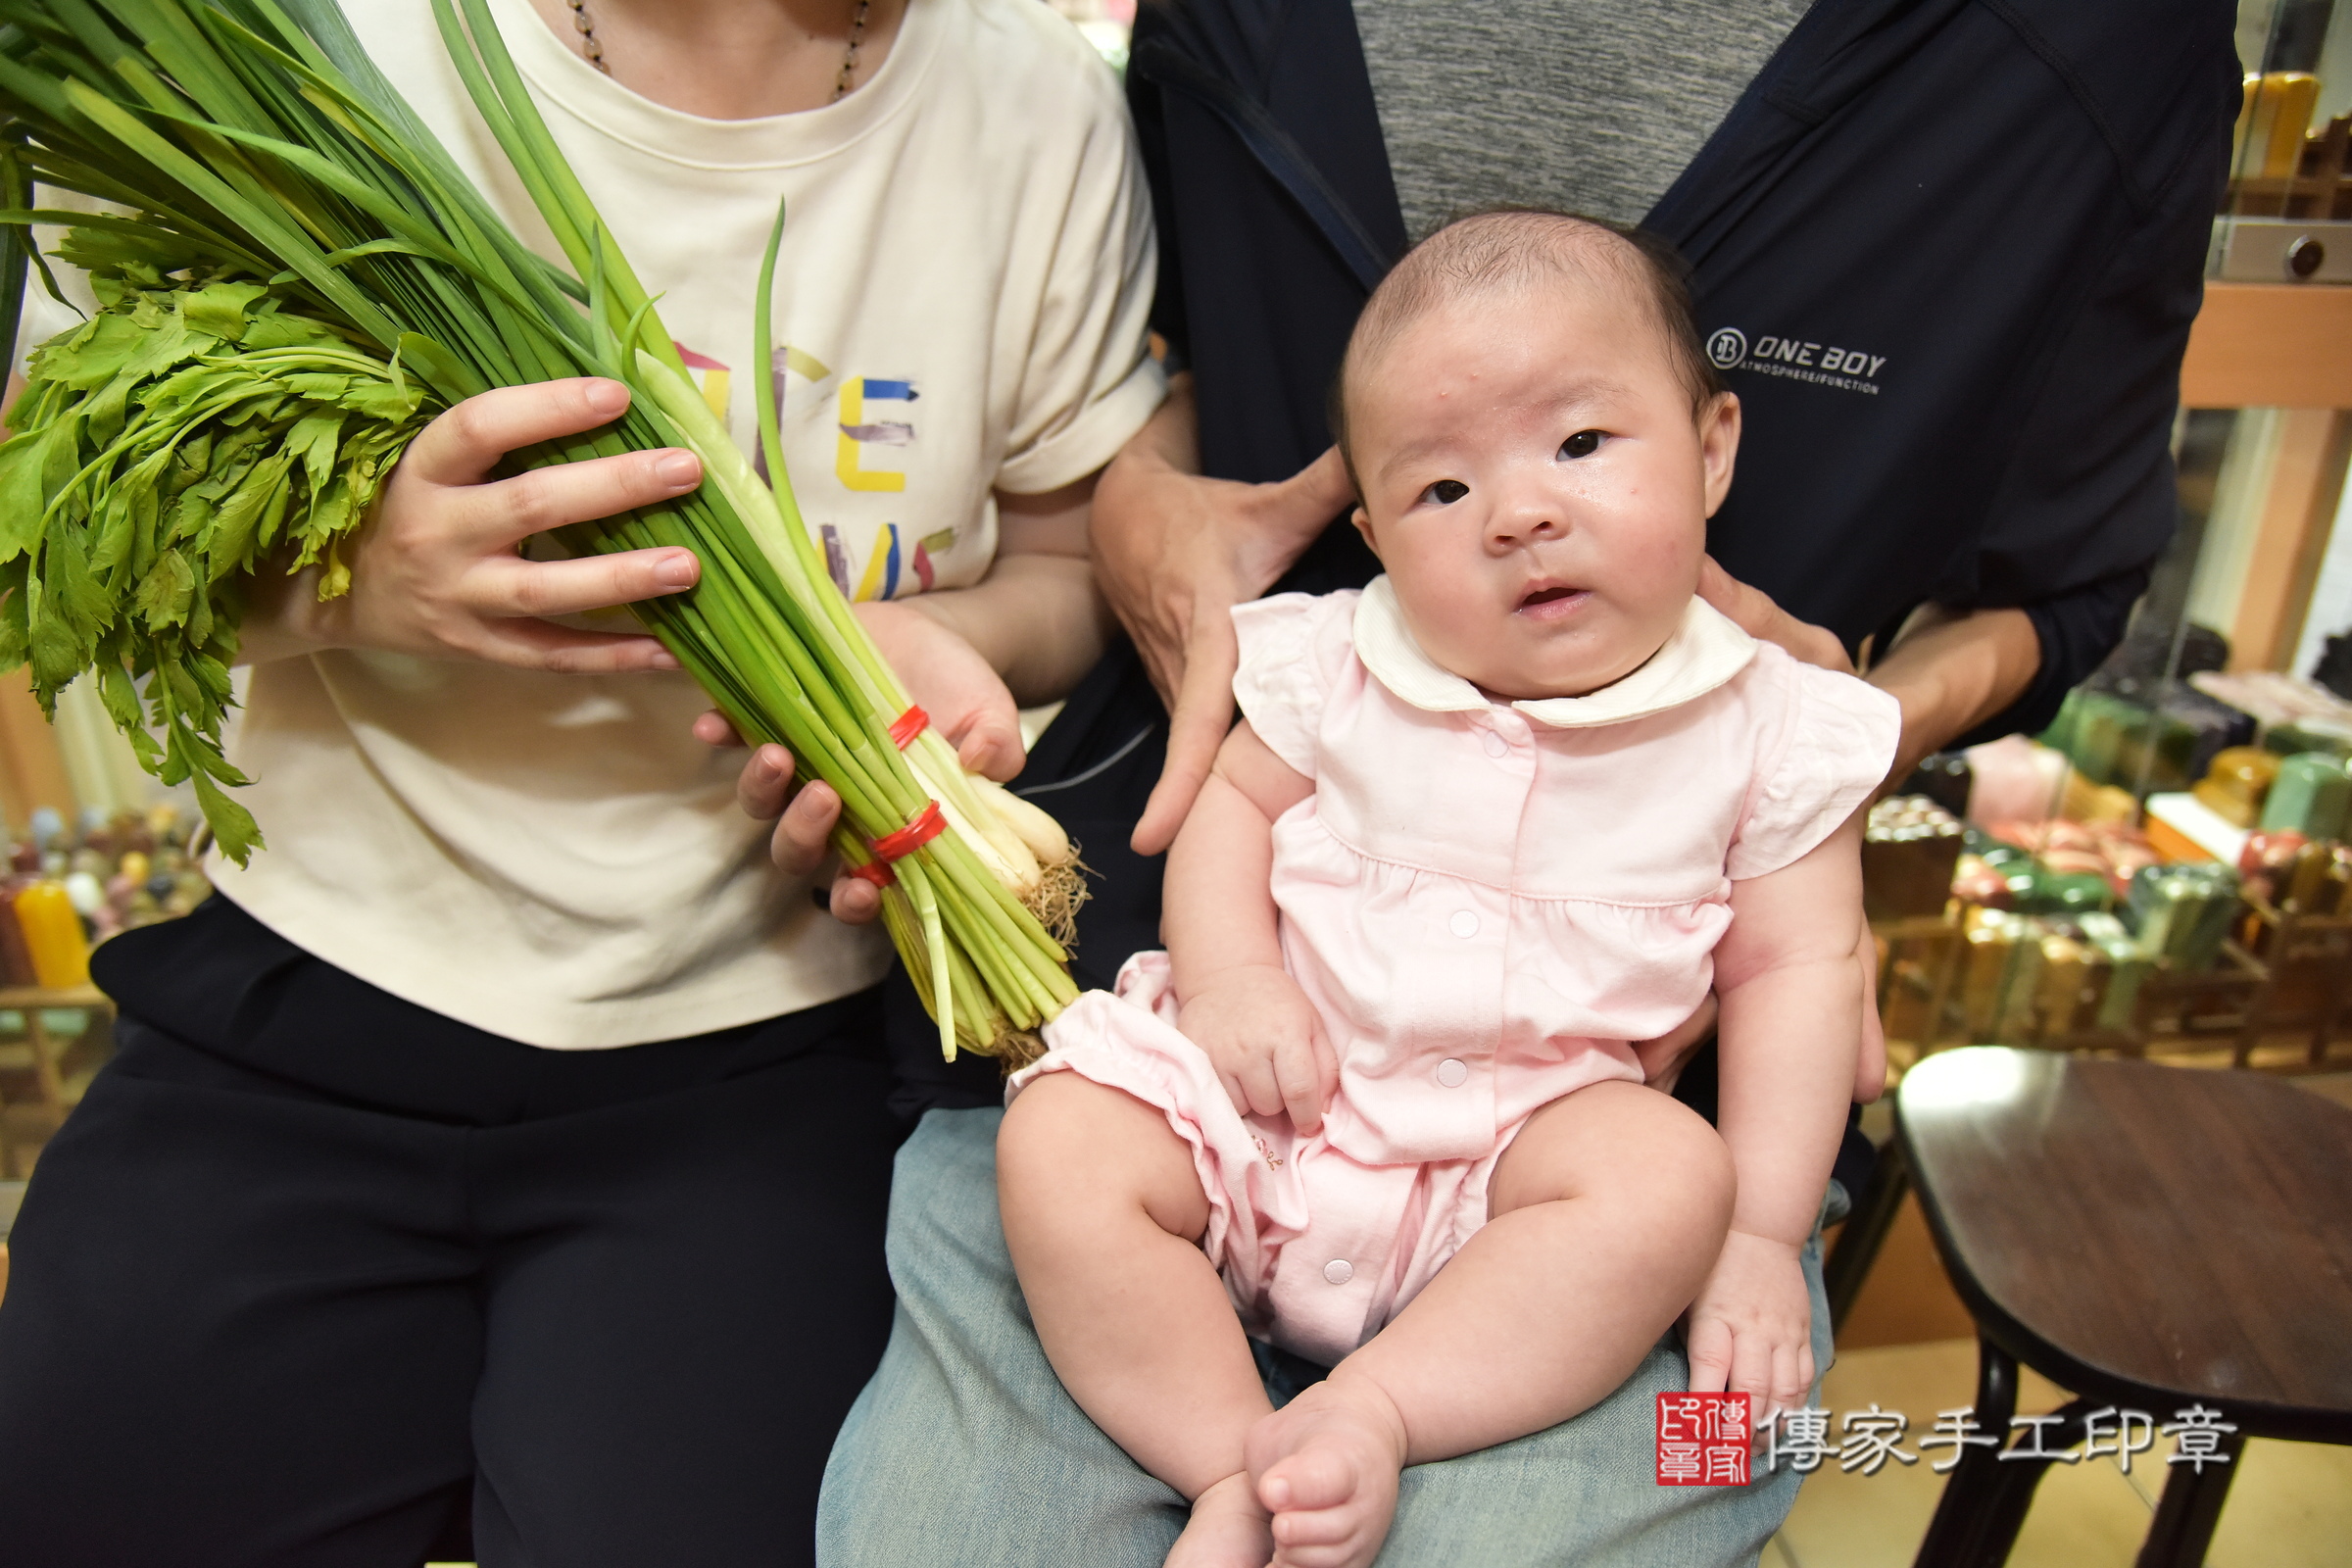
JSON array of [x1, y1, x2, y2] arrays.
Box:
[[657, 552, 698, 588], [585, 379, 629, 416], [656, 451, 701, 487]]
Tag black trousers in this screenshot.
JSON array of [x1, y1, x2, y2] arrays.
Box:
[[0, 902, 901, 1568]]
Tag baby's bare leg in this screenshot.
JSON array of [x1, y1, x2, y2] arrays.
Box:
[[1249, 1081, 1736, 1567], [998, 1072, 1277, 1567]]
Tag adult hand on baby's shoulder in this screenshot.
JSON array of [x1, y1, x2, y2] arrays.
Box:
[[1176, 963, 1338, 1135], [1096, 376, 1353, 856], [1685, 1228, 1817, 1448], [1696, 557, 1853, 676]]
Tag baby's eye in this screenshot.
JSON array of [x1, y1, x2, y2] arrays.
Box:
[[1419, 479, 1469, 506], [1559, 430, 1605, 460]]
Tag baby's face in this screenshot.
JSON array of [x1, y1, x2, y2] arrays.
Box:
[[1347, 276, 1739, 700]]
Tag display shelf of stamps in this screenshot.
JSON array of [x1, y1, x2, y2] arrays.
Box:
[[0, 983, 112, 1180], [2228, 893, 2352, 1065], [1874, 896, 2352, 1069], [2224, 110, 2352, 222], [1871, 910, 1966, 1052], [2113, 939, 2273, 1059]]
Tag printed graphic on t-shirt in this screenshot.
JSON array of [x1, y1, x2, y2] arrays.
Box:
[[681, 337, 950, 603], [674, 341, 733, 418], [750, 342, 834, 486], [837, 376, 917, 492], [831, 372, 930, 600], [838, 520, 962, 601]]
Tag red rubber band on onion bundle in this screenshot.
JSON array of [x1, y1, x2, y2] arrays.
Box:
[[844, 800, 947, 888], [888, 706, 930, 750]]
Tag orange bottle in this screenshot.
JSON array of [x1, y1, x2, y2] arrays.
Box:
[[13, 880, 89, 989]]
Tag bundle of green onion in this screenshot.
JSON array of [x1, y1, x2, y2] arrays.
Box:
[[0, 0, 1082, 1060]]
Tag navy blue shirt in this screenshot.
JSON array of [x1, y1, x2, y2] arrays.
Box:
[[1123, 0, 2237, 745], [967, 0, 2241, 1136]]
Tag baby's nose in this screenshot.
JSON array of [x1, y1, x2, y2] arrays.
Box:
[[1486, 499, 1567, 547]]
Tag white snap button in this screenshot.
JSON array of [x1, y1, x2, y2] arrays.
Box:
[[1448, 910, 1479, 939], [1437, 1057, 1468, 1088], [1323, 1258, 1354, 1285], [1482, 731, 1509, 760]]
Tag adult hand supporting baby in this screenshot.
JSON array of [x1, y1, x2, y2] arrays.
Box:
[[1694, 555, 2040, 790], [1092, 373, 1354, 856], [1693, 556, 1853, 679]]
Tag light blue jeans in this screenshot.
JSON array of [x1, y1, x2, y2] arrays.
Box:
[[819, 1106, 1835, 1567]]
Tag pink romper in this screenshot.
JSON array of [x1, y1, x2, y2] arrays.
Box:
[[1010, 579, 1900, 1367]]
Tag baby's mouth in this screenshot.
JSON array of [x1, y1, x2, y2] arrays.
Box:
[[1517, 583, 1590, 617]]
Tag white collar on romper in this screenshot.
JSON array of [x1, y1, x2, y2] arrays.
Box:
[[1351, 574, 1760, 729]]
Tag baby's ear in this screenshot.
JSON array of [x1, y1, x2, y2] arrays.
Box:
[[1699, 392, 1741, 517], [1349, 505, 1380, 559]]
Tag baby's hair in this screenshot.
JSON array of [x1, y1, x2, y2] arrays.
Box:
[[1330, 208, 1725, 486]]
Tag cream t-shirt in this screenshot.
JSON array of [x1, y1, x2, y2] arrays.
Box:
[[17, 0, 1161, 1046]]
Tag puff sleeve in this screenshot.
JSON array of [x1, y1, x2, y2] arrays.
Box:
[[1230, 590, 1354, 778], [1726, 649, 1902, 882]]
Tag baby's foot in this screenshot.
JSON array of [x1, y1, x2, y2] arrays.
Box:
[[1245, 1375, 1409, 1568], [1167, 1470, 1275, 1568]]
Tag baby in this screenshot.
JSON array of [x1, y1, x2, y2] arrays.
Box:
[[998, 210, 1898, 1568]]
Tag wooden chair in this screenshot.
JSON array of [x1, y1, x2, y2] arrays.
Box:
[[1896, 1048, 2352, 1567]]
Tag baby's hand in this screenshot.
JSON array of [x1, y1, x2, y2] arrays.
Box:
[[1176, 964, 1338, 1134], [1684, 1230, 1816, 1446]]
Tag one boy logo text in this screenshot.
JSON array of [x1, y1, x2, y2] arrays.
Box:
[[1706, 324, 1886, 396]]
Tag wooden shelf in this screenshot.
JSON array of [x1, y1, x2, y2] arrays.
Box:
[[0, 985, 107, 1009], [2181, 282, 2352, 409], [0, 984, 111, 1180]]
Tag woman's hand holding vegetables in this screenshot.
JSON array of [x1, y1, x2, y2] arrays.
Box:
[[702, 596, 1025, 925], [240, 377, 707, 671], [1094, 374, 1354, 855], [850, 599, 1029, 785], [1176, 962, 1339, 1135]]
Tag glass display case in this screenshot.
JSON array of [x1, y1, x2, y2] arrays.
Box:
[[2215, 0, 2352, 281], [1863, 2, 2352, 1071]]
